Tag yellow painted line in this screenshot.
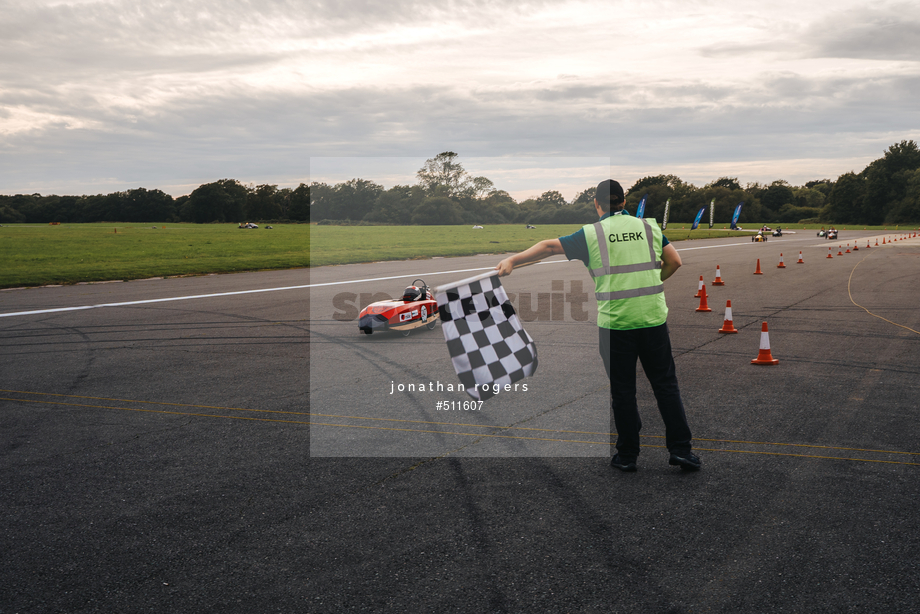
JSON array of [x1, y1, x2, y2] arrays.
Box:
[[308, 424, 920, 465], [311, 421, 605, 446], [3, 389, 919, 459], [0, 397, 311, 425], [691, 436, 919, 458], [0, 388, 309, 416], [16, 396, 910, 466], [847, 253, 920, 335], [4, 396, 920, 467], [694, 447, 920, 467]]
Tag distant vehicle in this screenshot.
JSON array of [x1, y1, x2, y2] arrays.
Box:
[[526, 224, 536, 229], [472, 225, 484, 229], [358, 279, 439, 337], [772, 227, 783, 237], [826, 229, 838, 240], [752, 233, 768, 242], [239, 222, 258, 229]]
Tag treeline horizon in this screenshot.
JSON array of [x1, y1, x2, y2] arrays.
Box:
[[2, 141, 919, 226]]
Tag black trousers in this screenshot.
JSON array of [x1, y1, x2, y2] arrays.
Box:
[[599, 323, 692, 458]]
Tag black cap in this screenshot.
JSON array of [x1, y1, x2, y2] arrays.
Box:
[[596, 179, 625, 206]]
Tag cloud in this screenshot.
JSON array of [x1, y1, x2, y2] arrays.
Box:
[[1, 0, 919, 196], [698, 3, 920, 62], [808, 6, 920, 61]]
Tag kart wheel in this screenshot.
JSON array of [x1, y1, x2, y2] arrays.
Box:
[[401, 329, 411, 337], [363, 329, 372, 335], [426, 320, 437, 330]]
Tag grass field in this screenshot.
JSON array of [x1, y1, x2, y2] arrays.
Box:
[[0, 223, 311, 288], [1, 221, 916, 289]]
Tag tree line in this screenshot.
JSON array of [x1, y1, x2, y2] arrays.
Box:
[[0, 180, 311, 225], [2, 141, 918, 226]]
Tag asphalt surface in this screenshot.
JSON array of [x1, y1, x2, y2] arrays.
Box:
[[2, 230, 919, 613]]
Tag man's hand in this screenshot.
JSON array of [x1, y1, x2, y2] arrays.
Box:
[[494, 239, 564, 277], [496, 257, 516, 277]]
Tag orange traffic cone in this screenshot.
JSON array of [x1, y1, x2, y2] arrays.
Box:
[[796, 251, 804, 263], [875, 238, 879, 246], [777, 253, 786, 268], [845, 244, 851, 253], [712, 265, 725, 286], [866, 241, 871, 249], [837, 246, 843, 256], [827, 246, 833, 258], [852, 242, 858, 251], [696, 284, 712, 312], [694, 275, 704, 298], [751, 322, 779, 365], [882, 237, 886, 244], [754, 259, 763, 275], [718, 300, 738, 333]]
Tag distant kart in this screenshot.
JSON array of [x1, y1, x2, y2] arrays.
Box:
[[772, 229, 783, 237], [826, 230, 838, 240], [358, 279, 439, 336], [239, 222, 258, 229], [752, 233, 768, 242]]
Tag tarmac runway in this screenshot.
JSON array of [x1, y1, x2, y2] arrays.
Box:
[[2, 229, 919, 612]]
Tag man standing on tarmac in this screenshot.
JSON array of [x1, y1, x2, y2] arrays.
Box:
[[495, 179, 700, 472]]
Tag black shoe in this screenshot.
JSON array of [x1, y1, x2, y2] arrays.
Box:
[[669, 451, 701, 471], [610, 454, 637, 472]]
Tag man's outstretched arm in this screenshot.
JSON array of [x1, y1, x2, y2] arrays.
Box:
[[495, 239, 565, 276]]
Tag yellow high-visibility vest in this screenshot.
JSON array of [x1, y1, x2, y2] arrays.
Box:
[[583, 213, 668, 330]]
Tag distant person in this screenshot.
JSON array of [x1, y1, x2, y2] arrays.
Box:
[[495, 179, 699, 472]]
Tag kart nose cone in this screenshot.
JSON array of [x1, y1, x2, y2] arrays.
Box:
[[359, 314, 389, 333]]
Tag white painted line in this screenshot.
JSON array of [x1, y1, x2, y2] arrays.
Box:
[[0, 288, 319, 319], [0, 259, 573, 319], [674, 241, 759, 251], [673, 237, 836, 251], [306, 258, 570, 289], [8, 233, 895, 320]]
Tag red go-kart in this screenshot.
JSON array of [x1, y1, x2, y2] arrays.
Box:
[[358, 279, 440, 336]]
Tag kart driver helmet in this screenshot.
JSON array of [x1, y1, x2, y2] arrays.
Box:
[[401, 286, 421, 301]]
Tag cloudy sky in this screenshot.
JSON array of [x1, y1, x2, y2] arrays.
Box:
[[2, 0, 918, 200]]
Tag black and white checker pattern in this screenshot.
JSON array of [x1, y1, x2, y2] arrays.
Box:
[[436, 274, 538, 401]]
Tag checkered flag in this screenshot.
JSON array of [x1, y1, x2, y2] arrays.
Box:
[[435, 272, 538, 401]]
